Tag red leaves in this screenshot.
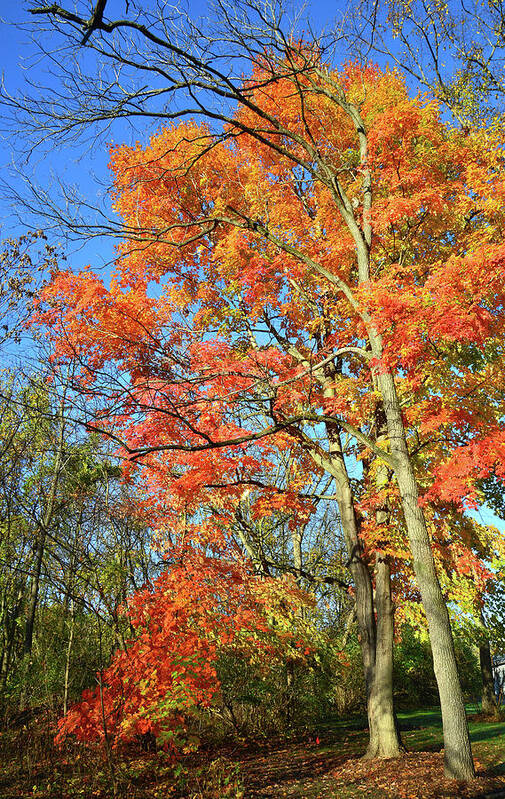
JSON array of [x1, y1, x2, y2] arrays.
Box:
[[32, 61, 505, 695], [332, 752, 484, 799], [426, 429, 505, 507], [56, 549, 314, 757]]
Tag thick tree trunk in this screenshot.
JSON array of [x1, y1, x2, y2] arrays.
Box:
[[365, 554, 403, 759], [376, 368, 474, 780], [324, 427, 375, 689], [364, 417, 403, 760], [340, 95, 474, 778], [320, 420, 402, 758]]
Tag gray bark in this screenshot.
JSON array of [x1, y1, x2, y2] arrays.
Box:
[[364, 412, 404, 759], [365, 553, 403, 758], [375, 368, 474, 779], [315, 416, 402, 758], [479, 637, 497, 715]]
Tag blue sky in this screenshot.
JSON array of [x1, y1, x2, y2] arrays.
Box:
[[0, 0, 349, 266], [0, 2, 116, 268], [0, 0, 430, 264]]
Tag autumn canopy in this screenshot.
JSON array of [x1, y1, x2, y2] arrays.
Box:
[[28, 53, 505, 782]]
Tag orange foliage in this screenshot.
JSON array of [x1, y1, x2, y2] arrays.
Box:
[[34, 57, 505, 729], [56, 548, 315, 754]]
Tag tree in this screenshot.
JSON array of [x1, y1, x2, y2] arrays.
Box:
[[0, 232, 56, 354], [55, 544, 321, 755], [29, 46, 505, 777], [8, 4, 500, 773], [0, 367, 159, 707]]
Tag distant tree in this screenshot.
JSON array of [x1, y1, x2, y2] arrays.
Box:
[[0, 232, 56, 352], [351, 0, 505, 123]]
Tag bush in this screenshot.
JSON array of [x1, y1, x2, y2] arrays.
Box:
[[394, 625, 480, 708]]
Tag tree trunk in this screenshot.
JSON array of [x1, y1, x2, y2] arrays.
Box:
[[234, 505, 270, 576], [376, 368, 475, 780], [365, 554, 404, 758], [341, 95, 474, 779], [318, 142, 475, 774], [24, 398, 67, 657], [317, 418, 402, 758], [284, 659, 295, 726], [364, 415, 404, 760], [0, 585, 24, 687], [23, 531, 46, 656], [291, 528, 303, 584], [63, 598, 75, 715], [479, 639, 497, 716]]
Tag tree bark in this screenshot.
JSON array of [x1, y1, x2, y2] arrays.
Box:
[[375, 368, 475, 779], [364, 410, 404, 760], [24, 396, 67, 657], [63, 598, 75, 715], [338, 91, 475, 780], [23, 531, 46, 657], [365, 553, 404, 758], [291, 527, 303, 585], [316, 418, 403, 758], [479, 638, 497, 715], [0, 584, 24, 687]]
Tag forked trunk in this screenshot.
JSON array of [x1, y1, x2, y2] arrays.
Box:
[[321, 421, 402, 759], [345, 94, 474, 779], [365, 409, 403, 759]]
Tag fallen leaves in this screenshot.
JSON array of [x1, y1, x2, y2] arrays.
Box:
[[332, 751, 505, 799]]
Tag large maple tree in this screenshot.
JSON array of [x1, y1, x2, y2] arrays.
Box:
[[35, 53, 505, 778]]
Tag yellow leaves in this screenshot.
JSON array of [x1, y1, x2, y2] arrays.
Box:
[[166, 283, 193, 311]]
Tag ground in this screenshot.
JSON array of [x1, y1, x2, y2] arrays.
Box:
[[1, 708, 505, 798]]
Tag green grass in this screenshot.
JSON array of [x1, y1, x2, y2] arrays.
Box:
[[396, 706, 505, 755], [242, 707, 505, 797]]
